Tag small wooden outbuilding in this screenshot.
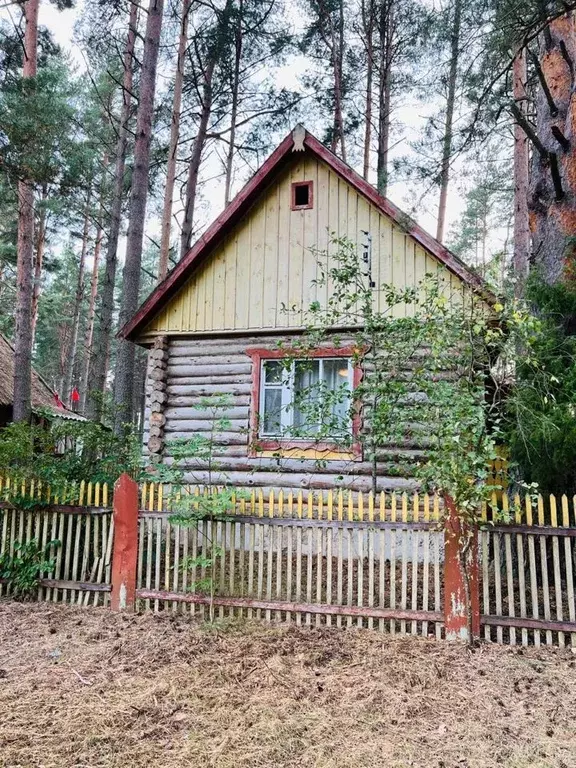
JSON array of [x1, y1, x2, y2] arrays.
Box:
[[0, 335, 83, 427], [120, 127, 491, 492]]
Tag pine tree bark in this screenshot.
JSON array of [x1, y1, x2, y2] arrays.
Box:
[[86, 1, 138, 422], [361, 0, 375, 180], [13, 0, 39, 423], [80, 209, 103, 414], [436, 0, 462, 244], [513, 47, 530, 296], [224, 0, 243, 207], [63, 190, 92, 405], [330, 0, 347, 161], [114, 0, 165, 434], [530, 15, 576, 285], [179, 56, 216, 260], [376, 0, 393, 196], [158, 0, 191, 282], [30, 184, 47, 345]]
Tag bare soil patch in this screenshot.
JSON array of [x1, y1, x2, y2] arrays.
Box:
[[0, 601, 575, 767]]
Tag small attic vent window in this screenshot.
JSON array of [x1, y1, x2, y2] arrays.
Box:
[[291, 181, 313, 210]]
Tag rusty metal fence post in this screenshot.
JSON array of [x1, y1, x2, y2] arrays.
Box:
[[444, 497, 480, 641], [110, 473, 139, 611]]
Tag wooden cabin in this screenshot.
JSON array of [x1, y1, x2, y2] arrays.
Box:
[[121, 127, 491, 492], [0, 334, 84, 427]]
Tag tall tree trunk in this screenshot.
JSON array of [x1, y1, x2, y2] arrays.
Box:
[[179, 57, 216, 260], [331, 0, 346, 162], [158, 0, 191, 282], [436, 0, 462, 244], [13, 0, 39, 423], [361, 0, 375, 180], [114, 0, 165, 434], [224, 0, 243, 207], [512, 47, 530, 296], [86, 1, 138, 422], [30, 184, 47, 345], [63, 190, 92, 405], [376, 0, 393, 195], [529, 15, 576, 285], [80, 208, 103, 414]]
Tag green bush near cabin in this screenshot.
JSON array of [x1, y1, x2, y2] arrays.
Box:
[[0, 418, 141, 496], [507, 278, 576, 497]]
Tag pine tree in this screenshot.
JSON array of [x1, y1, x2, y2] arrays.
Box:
[[114, 0, 166, 433]]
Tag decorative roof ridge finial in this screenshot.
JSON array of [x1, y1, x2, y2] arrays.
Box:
[[292, 124, 306, 152]]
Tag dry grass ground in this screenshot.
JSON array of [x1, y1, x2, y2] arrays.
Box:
[[0, 602, 575, 768]]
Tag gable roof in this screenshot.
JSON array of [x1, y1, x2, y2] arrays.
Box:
[[0, 335, 85, 422], [120, 127, 495, 342]]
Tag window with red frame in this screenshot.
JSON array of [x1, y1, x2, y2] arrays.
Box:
[[259, 356, 353, 439]]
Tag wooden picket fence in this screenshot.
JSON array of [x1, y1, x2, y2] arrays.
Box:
[[1, 474, 575, 647], [0, 476, 113, 605], [136, 484, 445, 638]]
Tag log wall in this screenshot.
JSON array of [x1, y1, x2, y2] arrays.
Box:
[[151, 334, 428, 492]]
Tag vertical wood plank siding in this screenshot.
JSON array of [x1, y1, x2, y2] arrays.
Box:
[[158, 334, 424, 491], [143, 153, 465, 337]]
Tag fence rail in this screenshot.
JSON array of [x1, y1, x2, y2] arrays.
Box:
[[1, 474, 575, 648]]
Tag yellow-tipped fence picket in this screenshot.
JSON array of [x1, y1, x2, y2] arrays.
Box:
[[1, 474, 575, 647]]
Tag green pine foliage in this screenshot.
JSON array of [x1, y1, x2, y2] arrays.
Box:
[[508, 278, 576, 496]]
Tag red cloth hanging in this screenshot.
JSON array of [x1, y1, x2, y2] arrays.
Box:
[[71, 387, 80, 403], [53, 392, 64, 408]]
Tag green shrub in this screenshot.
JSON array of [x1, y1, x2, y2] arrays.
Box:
[[0, 418, 141, 492], [0, 539, 59, 598], [507, 277, 576, 496]]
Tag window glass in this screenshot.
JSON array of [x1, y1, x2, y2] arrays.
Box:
[[263, 388, 282, 435], [264, 360, 283, 384], [322, 359, 351, 423], [294, 360, 320, 433], [259, 357, 352, 439]]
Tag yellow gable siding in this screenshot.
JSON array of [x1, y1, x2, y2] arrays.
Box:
[[144, 154, 466, 336]]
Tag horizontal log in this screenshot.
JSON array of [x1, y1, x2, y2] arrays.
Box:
[[148, 436, 164, 453], [168, 353, 249, 366], [165, 375, 252, 387], [168, 455, 415, 477], [167, 383, 252, 396], [164, 405, 248, 420], [163, 432, 248, 447], [166, 397, 250, 410], [164, 419, 248, 433], [135, 589, 442, 623], [167, 363, 252, 378], [146, 381, 167, 394], [178, 469, 417, 491], [149, 412, 166, 427], [169, 344, 259, 358], [169, 335, 298, 352]]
